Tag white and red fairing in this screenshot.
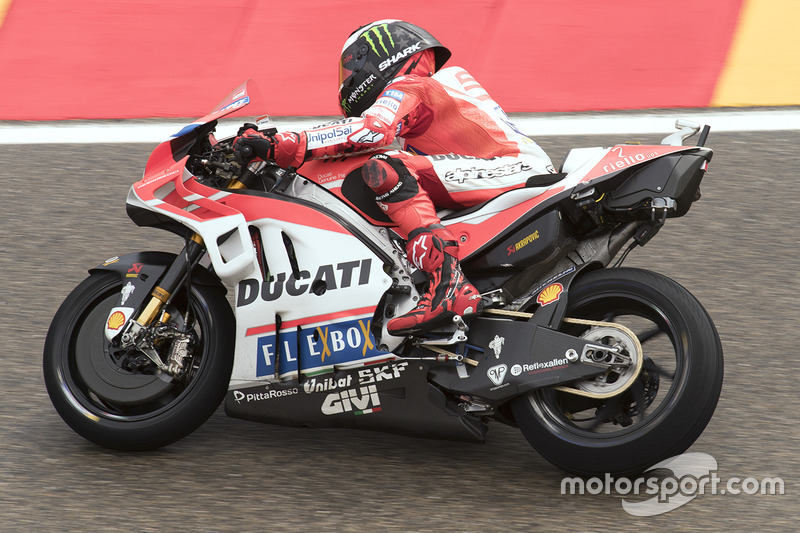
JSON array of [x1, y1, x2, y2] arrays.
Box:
[[127, 81, 395, 384], [301, 142, 696, 260], [126, 80, 697, 384], [444, 143, 696, 257]]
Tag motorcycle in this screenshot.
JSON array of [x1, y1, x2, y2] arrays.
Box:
[[43, 80, 723, 476]]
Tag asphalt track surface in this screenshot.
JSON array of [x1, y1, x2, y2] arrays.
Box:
[[1, 125, 798, 531]]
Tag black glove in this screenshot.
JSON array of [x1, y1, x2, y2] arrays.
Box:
[[232, 128, 277, 165]]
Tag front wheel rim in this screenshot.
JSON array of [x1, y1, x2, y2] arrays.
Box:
[[59, 284, 211, 423]]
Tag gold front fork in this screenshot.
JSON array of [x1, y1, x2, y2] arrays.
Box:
[[133, 176, 243, 327], [134, 233, 205, 327]]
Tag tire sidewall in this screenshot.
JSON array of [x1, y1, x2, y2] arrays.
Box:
[[512, 267, 723, 476], [43, 271, 235, 450]]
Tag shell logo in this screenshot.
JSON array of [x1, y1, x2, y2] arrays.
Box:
[[536, 283, 563, 306], [107, 311, 126, 330]]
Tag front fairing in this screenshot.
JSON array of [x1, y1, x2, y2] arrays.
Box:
[[142, 80, 266, 180], [124, 82, 400, 377], [127, 80, 269, 285]]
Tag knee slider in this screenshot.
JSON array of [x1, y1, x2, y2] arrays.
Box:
[[362, 156, 398, 195], [363, 154, 418, 202]]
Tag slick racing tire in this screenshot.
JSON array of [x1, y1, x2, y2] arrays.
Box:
[[43, 271, 235, 451], [511, 267, 723, 477]]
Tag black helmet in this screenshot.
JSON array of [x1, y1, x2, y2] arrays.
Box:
[[338, 20, 451, 117]]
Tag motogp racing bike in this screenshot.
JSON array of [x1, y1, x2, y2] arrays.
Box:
[[43, 81, 723, 476]]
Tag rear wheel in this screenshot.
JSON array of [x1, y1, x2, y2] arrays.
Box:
[[43, 270, 234, 450], [511, 267, 723, 476]]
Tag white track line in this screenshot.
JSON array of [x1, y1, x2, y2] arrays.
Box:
[[0, 109, 798, 144]]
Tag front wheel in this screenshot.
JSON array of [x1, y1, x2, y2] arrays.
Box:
[[511, 267, 723, 476], [43, 270, 235, 450]]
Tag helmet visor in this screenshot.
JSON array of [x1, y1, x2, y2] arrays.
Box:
[[339, 40, 368, 88]]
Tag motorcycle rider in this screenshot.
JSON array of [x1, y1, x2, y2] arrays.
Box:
[[233, 19, 555, 336]]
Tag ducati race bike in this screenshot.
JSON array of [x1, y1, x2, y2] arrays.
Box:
[[43, 81, 723, 476]]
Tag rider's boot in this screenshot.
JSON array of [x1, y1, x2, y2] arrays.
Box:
[[387, 225, 483, 336]]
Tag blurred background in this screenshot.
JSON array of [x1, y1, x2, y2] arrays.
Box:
[[0, 0, 797, 120], [1, 1, 798, 531]]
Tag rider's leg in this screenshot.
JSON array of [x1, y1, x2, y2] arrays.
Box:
[[362, 154, 482, 335]]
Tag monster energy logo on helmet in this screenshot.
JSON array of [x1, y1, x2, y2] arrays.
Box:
[[362, 23, 394, 57], [341, 74, 377, 115], [338, 20, 451, 117], [360, 23, 425, 71]]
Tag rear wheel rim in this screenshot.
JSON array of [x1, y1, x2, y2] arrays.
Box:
[[528, 293, 685, 442]]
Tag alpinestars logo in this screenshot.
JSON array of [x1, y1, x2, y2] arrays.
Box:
[[444, 162, 533, 184], [351, 129, 384, 145], [408, 234, 431, 270]]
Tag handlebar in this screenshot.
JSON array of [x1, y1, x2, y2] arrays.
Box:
[[188, 128, 288, 192]]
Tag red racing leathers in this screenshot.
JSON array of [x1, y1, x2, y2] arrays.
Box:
[[267, 58, 554, 238], [240, 52, 555, 334]]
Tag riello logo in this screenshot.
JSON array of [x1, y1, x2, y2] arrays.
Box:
[[321, 385, 381, 416]]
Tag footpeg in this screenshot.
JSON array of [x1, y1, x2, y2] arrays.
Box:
[[415, 315, 469, 346]]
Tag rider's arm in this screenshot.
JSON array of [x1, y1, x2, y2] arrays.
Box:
[[238, 80, 428, 168]]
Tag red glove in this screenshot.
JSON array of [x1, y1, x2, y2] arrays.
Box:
[[232, 128, 276, 164], [272, 131, 306, 168], [233, 127, 306, 169]]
